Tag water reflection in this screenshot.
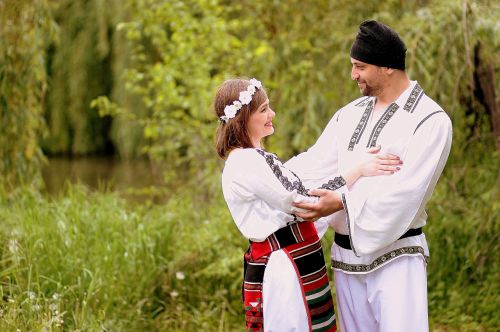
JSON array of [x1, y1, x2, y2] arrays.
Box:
[[43, 156, 164, 196]]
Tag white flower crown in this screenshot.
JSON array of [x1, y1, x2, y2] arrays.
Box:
[[220, 78, 263, 123]]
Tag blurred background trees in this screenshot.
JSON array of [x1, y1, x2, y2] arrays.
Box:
[[0, 0, 55, 192], [3, 0, 496, 188]]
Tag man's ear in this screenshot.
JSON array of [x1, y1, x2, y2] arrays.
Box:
[[385, 67, 395, 76]]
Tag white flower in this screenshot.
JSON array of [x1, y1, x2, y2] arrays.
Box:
[[170, 291, 179, 298], [28, 291, 36, 300], [175, 271, 185, 280], [247, 85, 256, 94], [232, 100, 242, 110], [8, 239, 18, 253], [219, 78, 263, 123], [52, 293, 60, 301], [224, 104, 238, 118], [239, 90, 252, 105], [250, 78, 262, 89]]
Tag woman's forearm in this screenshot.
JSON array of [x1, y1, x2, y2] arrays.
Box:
[[341, 167, 362, 189]]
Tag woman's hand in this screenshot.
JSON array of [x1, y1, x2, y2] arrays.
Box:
[[359, 146, 403, 177]]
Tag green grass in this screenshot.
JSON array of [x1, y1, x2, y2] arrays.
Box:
[[0, 185, 245, 331], [0, 150, 498, 331]]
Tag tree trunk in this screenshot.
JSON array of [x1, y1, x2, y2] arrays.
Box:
[[474, 43, 500, 152]]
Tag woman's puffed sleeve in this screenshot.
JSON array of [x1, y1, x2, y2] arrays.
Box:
[[228, 150, 317, 215]]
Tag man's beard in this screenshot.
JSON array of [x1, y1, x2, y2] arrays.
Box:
[[358, 81, 379, 96]]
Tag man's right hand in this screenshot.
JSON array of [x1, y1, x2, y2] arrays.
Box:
[[293, 189, 344, 220]]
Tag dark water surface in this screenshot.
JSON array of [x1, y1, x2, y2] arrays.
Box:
[[42, 157, 165, 195]]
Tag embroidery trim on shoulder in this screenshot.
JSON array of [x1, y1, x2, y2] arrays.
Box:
[[403, 83, 423, 113], [366, 103, 399, 148], [331, 246, 429, 273], [255, 149, 310, 196], [354, 96, 371, 107], [348, 100, 374, 151], [413, 110, 445, 134]]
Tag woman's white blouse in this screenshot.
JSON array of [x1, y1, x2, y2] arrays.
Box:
[[221, 148, 342, 242]]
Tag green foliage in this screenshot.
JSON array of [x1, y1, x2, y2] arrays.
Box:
[[0, 0, 55, 193], [1, 0, 498, 330], [426, 141, 499, 329], [94, 0, 498, 177], [0, 178, 497, 330], [0, 185, 245, 331], [96, 0, 245, 188], [43, 0, 126, 156]]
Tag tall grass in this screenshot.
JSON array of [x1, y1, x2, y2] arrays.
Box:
[[0, 146, 498, 331], [425, 139, 499, 330], [0, 185, 245, 331]]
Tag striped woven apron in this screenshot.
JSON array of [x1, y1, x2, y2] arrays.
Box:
[[243, 221, 337, 332]]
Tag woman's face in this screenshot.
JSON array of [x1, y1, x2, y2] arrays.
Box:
[[247, 98, 275, 148]]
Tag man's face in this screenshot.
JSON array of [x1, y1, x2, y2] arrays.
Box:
[[350, 58, 385, 96]]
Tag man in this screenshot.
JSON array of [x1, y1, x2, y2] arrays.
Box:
[[286, 20, 452, 331]]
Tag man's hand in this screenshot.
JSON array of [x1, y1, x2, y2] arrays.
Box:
[[293, 189, 344, 220]]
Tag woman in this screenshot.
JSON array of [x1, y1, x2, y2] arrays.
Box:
[[214, 78, 401, 332]]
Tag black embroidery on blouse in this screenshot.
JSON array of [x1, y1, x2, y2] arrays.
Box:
[[366, 103, 399, 148], [255, 149, 310, 196], [320, 177, 347, 191], [403, 83, 423, 113], [348, 100, 374, 151], [413, 110, 445, 134]]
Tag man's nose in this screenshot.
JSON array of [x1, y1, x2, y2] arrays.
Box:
[[351, 68, 359, 80]]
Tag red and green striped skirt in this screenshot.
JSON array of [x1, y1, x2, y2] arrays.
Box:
[[243, 221, 337, 332]]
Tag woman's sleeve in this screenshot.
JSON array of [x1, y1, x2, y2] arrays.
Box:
[[228, 150, 317, 215]]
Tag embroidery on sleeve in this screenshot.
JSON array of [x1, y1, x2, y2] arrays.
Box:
[[255, 149, 310, 196], [320, 176, 346, 191]]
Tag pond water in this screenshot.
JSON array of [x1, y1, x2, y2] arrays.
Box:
[[42, 156, 165, 196]]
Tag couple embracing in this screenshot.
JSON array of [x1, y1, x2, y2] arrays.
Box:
[[214, 20, 452, 332]]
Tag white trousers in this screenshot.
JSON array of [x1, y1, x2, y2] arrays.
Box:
[[334, 256, 428, 332], [262, 249, 309, 332]]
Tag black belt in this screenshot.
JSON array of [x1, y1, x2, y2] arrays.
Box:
[[334, 227, 423, 250]]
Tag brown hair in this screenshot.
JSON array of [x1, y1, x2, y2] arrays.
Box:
[[214, 78, 268, 159]]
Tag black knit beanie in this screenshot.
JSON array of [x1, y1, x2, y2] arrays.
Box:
[[350, 20, 406, 70]]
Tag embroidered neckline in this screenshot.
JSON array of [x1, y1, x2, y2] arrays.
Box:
[[347, 83, 425, 151], [366, 103, 399, 148], [348, 100, 374, 151]]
